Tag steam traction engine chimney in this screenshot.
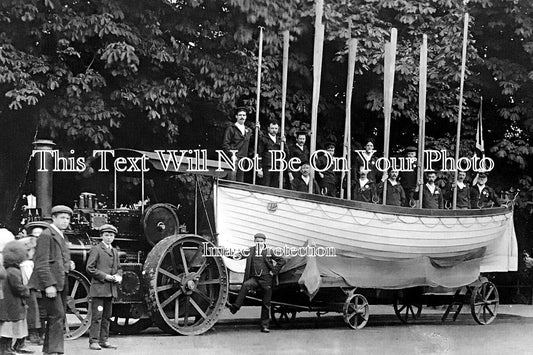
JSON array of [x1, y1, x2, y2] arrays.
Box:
[[33, 139, 55, 219]]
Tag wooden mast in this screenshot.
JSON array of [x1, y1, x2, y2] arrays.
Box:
[[341, 38, 358, 200], [279, 30, 290, 189], [382, 28, 397, 204], [452, 11, 469, 209], [417, 34, 428, 207], [309, 0, 325, 194], [252, 27, 264, 185]]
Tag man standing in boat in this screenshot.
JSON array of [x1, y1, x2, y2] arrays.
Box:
[[399, 146, 418, 207], [229, 233, 286, 333], [445, 170, 470, 209], [257, 120, 288, 187], [222, 107, 254, 182], [414, 171, 443, 209], [316, 142, 338, 197], [470, 172, 500, 208], [353, 167, 377, 203], [291, 162, 320, 194], [288, 131, 310, 184], [378, 169, 405, 206], [354, 138, 379, 182]]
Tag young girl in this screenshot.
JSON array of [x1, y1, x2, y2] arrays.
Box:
[[0, 240, 31, 355]]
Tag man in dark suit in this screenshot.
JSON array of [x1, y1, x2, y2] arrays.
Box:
[[414, 171, 443, 209], [291, 162, 320, 194], [86, 224, 122, 350], [257, 120, 288, 187], [288, 131, 310, 184], [316, 142, 338, 197], [29, 205, 74, 355], [229, 233, 285, 332], [470, 172, 500, 208], [222, 107, 254, 182]]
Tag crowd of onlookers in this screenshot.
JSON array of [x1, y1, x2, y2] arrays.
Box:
[[223, 108, 502, 210]]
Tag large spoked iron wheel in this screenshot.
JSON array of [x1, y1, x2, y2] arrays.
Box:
[[393, 290, 422, 324], [65, 271, 91, 340], [470, 280, 499, 325], [143, 234, 228, 335], [343, 292, 369, 329], [271, 305, 297, 327]]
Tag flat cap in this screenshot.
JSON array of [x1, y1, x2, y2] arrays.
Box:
[[51, 205, 73, 215], [254, 233, 266, 240], [99, 224, 118, 234]]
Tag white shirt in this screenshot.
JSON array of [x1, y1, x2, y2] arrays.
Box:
[[49, 224, 64, 239], [235, 122, 246, 135], [359, 178, 369, 187], [301, 175, 310, 185], [296, 144, 304, 151], [388, 179, 398, 186], [103, 242, 112, 249], [426, 183, 436, 194], [457, 181, 465, 189], [477, 184, 485, 193], [268, 133, 277, 143]]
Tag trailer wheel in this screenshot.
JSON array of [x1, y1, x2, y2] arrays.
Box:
[[470, 280, 498, 325], [143, 234, 228, 335], [393, 290, 422, 324], [64, 270, 91, 340], [271, 305, 297, 327], [343, 292, 369, 329]]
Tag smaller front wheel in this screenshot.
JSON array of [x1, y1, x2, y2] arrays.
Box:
[[470, 281, 498, 325], [343, 293, 369, 329], [393, 290, 422, 324]]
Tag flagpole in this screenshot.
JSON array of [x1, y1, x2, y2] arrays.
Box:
[[309, 0, 325, 194], [341, 37, 357, 200], [417, 34, 428, 207], [252, 27, 264, 185], [382, 28, 397, 205], [279, 30, 290, 189], [452, 11, 469, 209]]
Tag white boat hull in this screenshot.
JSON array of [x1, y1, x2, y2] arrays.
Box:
[[215, 181, 517, 276]]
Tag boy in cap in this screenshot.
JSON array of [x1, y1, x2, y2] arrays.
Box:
[[29, 205, 74, 355], [86, 224, 122, 350], [229, 233, 285, 333]]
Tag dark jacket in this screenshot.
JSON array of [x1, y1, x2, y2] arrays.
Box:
[[316, 154, 337, 186], [29, 226, 71, 292], [470, 185, 500, 209], [354, 152, 380, 182], [257, 133, 289, 169], [222, 124, 253, 158], [0, 266, 30, 322], [353, 179, 377, 203], [415, 184, 443, 209], [289, 144, 310, 165], [377, 180, 406, 207], [243, 245, 286, 284], [291, 175, 320, 194], [86, 242, 122, 298], [445, 184, 470, 209]]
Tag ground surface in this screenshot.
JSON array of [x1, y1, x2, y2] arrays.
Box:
[[27, 304, 533, 355]]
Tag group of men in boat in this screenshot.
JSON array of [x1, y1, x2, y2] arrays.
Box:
[[223, 107, 501, 209]]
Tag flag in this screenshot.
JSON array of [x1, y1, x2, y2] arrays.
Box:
[[475, 98, 484, 153]]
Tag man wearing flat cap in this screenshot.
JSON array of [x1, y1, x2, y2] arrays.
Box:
[[229, 233, 285, 333], [29, 205, 74, 355], [86, 224, 122, 350], [470, 172, 500, 208]]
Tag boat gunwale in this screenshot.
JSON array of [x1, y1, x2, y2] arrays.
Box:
[[218, 179, 512, 218]]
